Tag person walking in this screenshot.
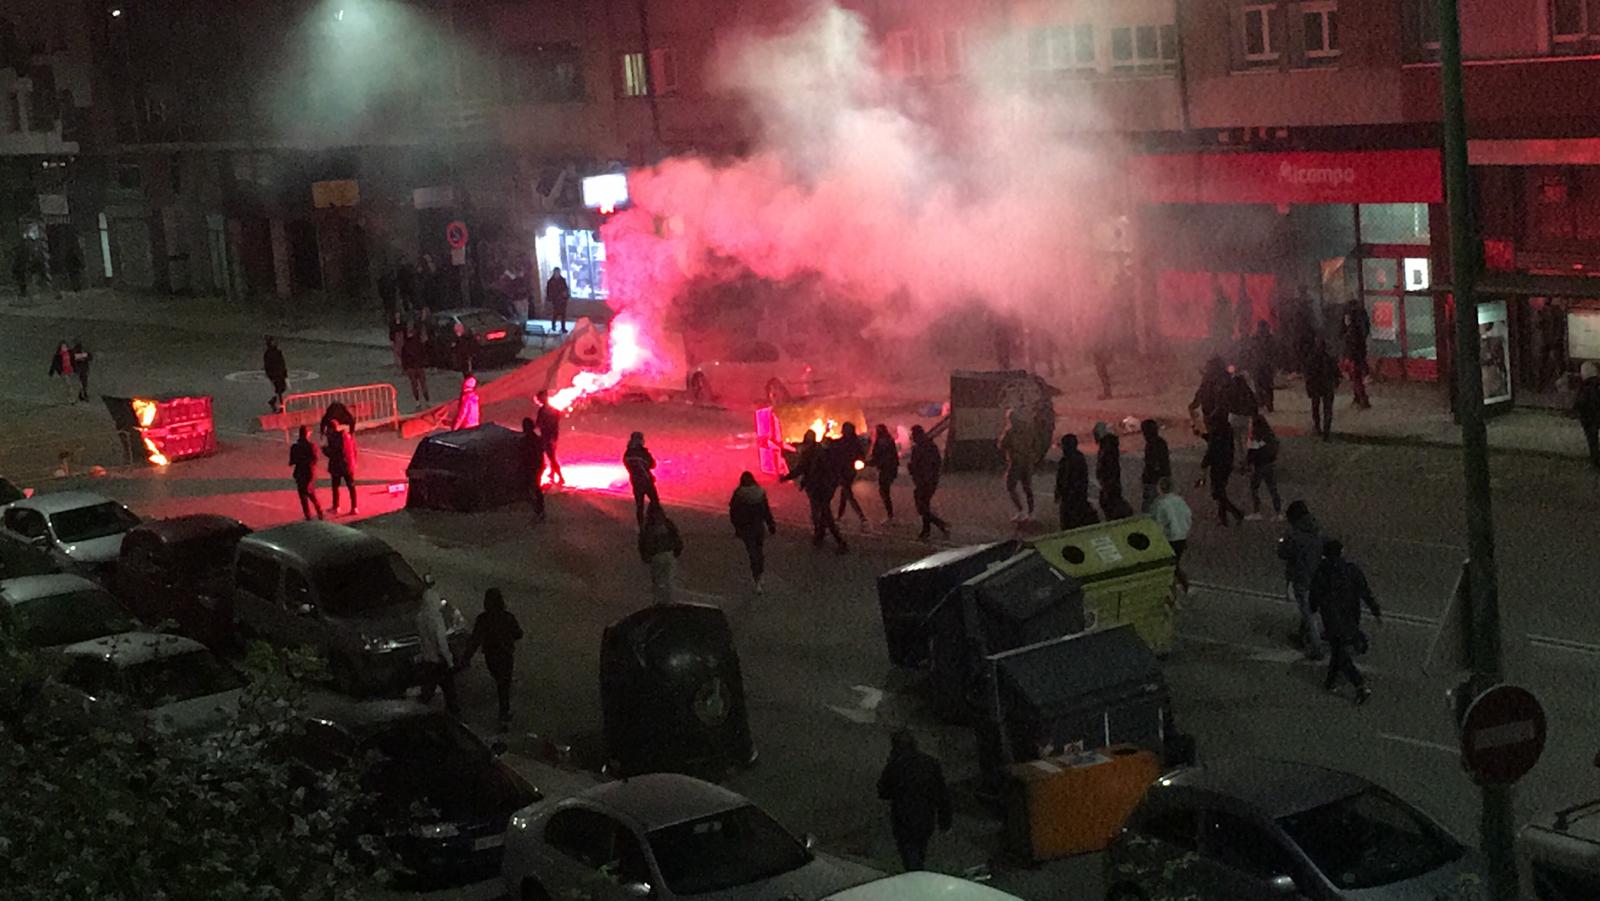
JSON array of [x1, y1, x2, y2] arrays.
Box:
[[1149, 477, 1192, 595], [70, 340, 91, 402], [729, 471, 777, 594], [832, 422, 869, 528], [1091, 337, 1113, 400], [520, 417, 546, 523], [1224, 367, 1258, 468], [401, 324, 431, 406], [1093, 422, 1134, 521], [414, 578, 459, 715], [783, 430, 849, 553], [263, 336, 289, 413], [459, 587, 524, 729], [1248, 321, 1276, 413], [1309, 539, 1381, 704], [451, 375, 481, 431], [545, 266, 570, 334], [868, 423, 899, 524], [1244, 412, 1283, 521], [1278, 500, 1326, 661], [1054, 433, 1099, 530], [1186, 356, 1229, 435], [1304, 338, 1341, 441], [46, 340, 75, 403], [535, 390, 565, 487], [638, 503, 684, 605], [1139, 419, 1171, 511], [1342, 299, 1372, 409], [1197, 413, 1245, 526], [998, 409, 1036, 523], [387, 311, 407, 370], [624, 431, 660, 526], [876, 730, 952, 872], [325, 422, 358, 515], [1574, 361, 1600, 470], [908, 425, 951, 540], [289, 426, 324, 521]]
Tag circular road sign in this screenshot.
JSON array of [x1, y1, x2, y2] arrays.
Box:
[[1460, 683, 1547, 786], [445, 220, 469, 249]]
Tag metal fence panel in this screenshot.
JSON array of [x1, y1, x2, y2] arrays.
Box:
[[268, 383, 399, 440]]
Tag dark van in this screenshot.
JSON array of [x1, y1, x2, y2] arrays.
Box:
[[115, 514, 251, 648]]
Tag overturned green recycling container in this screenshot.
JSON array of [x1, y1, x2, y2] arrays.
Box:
[[1027, 516, 1176, 656]]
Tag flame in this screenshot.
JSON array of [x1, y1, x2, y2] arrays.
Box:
[[806, 418, 839, 440], [142, 436, 169, 467], [132, 398, 159, 428], [548, 318, 647, 412], [854, 459, 865, 471]]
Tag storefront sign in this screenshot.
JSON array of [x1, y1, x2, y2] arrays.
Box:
[[1129, 150, 1444, 206]]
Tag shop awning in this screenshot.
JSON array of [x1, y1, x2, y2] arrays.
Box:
[[1434, 273, 1600, 299], [1129, 149, 1443, 206]]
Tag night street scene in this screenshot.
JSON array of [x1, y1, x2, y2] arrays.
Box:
[[6, 1, 1600, 900]]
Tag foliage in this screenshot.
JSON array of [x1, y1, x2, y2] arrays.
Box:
[[0, 637, 392, 901]]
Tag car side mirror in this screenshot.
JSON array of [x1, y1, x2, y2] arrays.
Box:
[[1268, 874, 1297, 895], [619, 883, 653, 899], [803, 833, 817, 851]]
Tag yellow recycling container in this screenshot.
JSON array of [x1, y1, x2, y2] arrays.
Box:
[[1027, 516, 1176, 656]]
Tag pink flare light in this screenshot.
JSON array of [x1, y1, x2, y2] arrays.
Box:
[[548, 319, 646, 412]]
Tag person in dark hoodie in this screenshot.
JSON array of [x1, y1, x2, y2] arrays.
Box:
[[289, 426, 324, 521], [782, 430, 848, 553], [70, 340, 91, 402], [908, 425, 950, 540], [832, 421, 869, 529], [638, 503, 684, 604], [1186, 356, 1229, 435], [876, 729, 952, 872], [263, 335, 289, 413], [1304, 337, 1341, 441], [1278, 499, 1327, 660], [623, 431, 660, 526], [1224, 367, 1258, 468], [998, 409, 1036, 523], [1054, 433, 1099, 530], [868, 423, 899, 524], [1574, 361, 1600, 470], [459, 587, 525, 729], [1244, 412, 1283, 521], [1309, 539, 1380, 704], [1197, 412, 1245, 527], [1139, 419, 1171, 512], [729, 471, 777, 594], [325, 422, 358, 515], [520, 417, 546, 523], [1094, 422, 1134, 521]]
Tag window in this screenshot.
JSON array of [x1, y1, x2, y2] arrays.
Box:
[[890, 30, 959, 78], [650, 48, 678, 94], [235, 551, 281, 601], [1111, 23, 1177, 74], [545, 807, 628, 871], [1552, 0, 1588, 41], [646, 805, 812, 896], [1074, 24, 1096, 65], [1201, 811, 1298, 881], [4, 508, 47, 540], [1028, 25, 1095, 74], [1277, 789, 1463, 890], [620, 52, 648, 97], [1413, 0, 1440, 51], [1242, 4, 1279, 62], [1303, 1, 1339, 59], [1135, 805, 1199, 851]]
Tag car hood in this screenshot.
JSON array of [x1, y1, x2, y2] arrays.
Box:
[[688, 852, 880, 901], [144, 688, 244, 737], [330, 605, 421, 640], [372, 755, 538, 826], [1340, 851, 1485, 901], [60, 534, 127, 564]]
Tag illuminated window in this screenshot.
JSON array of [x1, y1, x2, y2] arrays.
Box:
[[1028, 24, 1096, 74], [1552, 0, 1588, 41], [620, 52, 648, 97], [1303, 1, 1340, 59], [1111, 22, 1177, 74], [1242, 4, 1279, 62], [650, 48, 678, 94]]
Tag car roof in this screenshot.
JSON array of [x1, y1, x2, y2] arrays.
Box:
[[1157, 757, 1372, 819], [57, 631, 209, 666], [130, 514, 250, 544], [300, 692, 441, 740], [1, 573, 106, 604], [580, 773, 748, 831], [437, 307, 502, 320], [7, 491, 119, 515], [240, 520, 392, 568], [822, 873, 1025, 901]]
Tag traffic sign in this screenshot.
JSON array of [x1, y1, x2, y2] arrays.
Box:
[[1460, 683, 1546, 785], [445, 220, 469, 249]]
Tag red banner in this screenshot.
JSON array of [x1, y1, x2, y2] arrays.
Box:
[[1130, 149, 1443, 206]]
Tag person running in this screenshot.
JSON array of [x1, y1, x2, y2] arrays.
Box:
[[832, 421, 869, 528], [623, 431, 660, 526], [1304, 338, 1341, 441], [325, 422, 358, 515], [263, 336, 289, 413], [1148, 477, 1192, 595], [1278, 500, 1327, 661], [1139, 419, 1171, 512], [459, 587, 524, 730], [70, 340, 91, 402], [288, 426, 324, 521], [520, 417, 546, 523], [729, 471, 777, 595], [46, 339, 75, 404], [1197, 413, 1245, 526], [998, 409, 1036, 523], [451, 375, 480, 431], [1243, 412, 1283, 521], [400, 324, 430, 406], [638, 503, 684, 605], [868, 424, 899, 524], [1574, 361, 1600, 471], [1309, 539, 1381, 705], [535, 389, 565, 487], [782, 430, 848, 553], [1054, 433, 1099, 530], [908, 425, 951, 540]]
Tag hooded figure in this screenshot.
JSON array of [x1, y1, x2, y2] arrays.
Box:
[[70, 340, 91, 401], [1309, 539, 1380, 704], [1139, 419, 1171, 511], [623, 431, 660, 525], [1198, 413, 1244, 526], [47, 340, 75, 403], [907, 425, 950, 540], [1278, 500, 1326, 660], [414, 580, 458, 715], [1093, 423, 1132, 521], [998, 409, 1036, 522], [1187, 356, 1229, 432], [324, 423, 358, 515], [729, 471, 777, 593], [832, 421, 868, 527], [638, 503, 684, 605], [782, 430, 847, 553], [1574, 360, 1600, 470], [263, 336, 289, 412], [460, 587, 525, 727], [452, 375, 480, 431], [876, 730, 952, 872], [868, 423, 899, 522], [1054, 433, 1099, 531], [520, 417, 546, 522], [1304, 337, 1341, 440]]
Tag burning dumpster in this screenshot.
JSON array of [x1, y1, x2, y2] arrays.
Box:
[[103, 395, 217, 465], [755, 396, 868, 474]]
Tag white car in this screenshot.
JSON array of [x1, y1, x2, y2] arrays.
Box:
[[821, 872, 1026, 900], [0, 490, 140, 579], [502, 772, 878, 901], [688, 340, 820, 407], [50, 631, 245, 735], [0, 573, 141, 649]]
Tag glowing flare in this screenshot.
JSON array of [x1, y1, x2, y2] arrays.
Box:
[[806, 418, 839, 440], [132, 398, 159, 428], [854, 459, 865, 471], [548, 319, 647, 412], [142, 437, 169, 467]]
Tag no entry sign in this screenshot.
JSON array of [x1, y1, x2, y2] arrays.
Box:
[[445, 220, 469, 249], [1460, 684, 1547, 785]]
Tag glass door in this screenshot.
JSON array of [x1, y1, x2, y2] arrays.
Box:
[[1360, 253, 1438, 381]]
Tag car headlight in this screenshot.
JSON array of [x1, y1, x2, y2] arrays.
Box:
[[363, 635, 410, 653], [411, 822, 460, 839]]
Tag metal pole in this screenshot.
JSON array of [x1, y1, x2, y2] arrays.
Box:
[[1436, 1, 1516, 899]]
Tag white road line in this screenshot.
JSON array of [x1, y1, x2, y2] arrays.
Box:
[[1378, 732, 1459, 755], [238, 497, 284, 510]]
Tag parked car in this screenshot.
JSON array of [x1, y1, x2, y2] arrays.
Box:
[[687, 340, 820, 407], [48, 631, 246, 736], [0, 573, 141, 650], [428, 308, 525, 370], [822, 872, 1023, 900], [230, 521, 465, 693], [115, 514, 251, 648], [1519, 794, 1600, 900], [0, 477, 23, 505], [287, 694, 542, 888], [1104, 758, 1481, 901], [0, 490, 140, 580], [502, 772, 877, 901]]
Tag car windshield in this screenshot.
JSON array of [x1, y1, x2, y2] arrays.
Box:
[[50, 502, 140, 543], [647, 804, 812, 896], [13, 590, 139, 648], [365, 711, 486, 764], [123, 649, 245, 709], [457, 311, 506, 335], [314, 552, 423, 616], [1278, 788, 1463, 889]]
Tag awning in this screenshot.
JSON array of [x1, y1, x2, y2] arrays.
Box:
[[1129, 149, 1443, 206]]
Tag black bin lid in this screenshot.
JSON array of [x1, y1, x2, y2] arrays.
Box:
[[990, 624, 1161, 713], [968, 551, 1083, 623]]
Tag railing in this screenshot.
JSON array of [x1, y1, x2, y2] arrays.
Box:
[[0, 428, 134, 483], [261, 383, 400, 440]]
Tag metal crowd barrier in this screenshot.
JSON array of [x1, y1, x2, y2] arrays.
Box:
[[264, 383, 400, 440]]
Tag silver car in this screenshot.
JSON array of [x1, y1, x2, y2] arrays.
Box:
[[49, 631, 245, 736], [0, 573, 141, 649], [1104, 758, 1483, 901], [502, 773, 878, 901], [0, 490, 140, 579]]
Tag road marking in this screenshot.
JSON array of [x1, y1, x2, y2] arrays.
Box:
[[224, 369, 320, 383], [239, 497, 284, 510], [1379, 732, 1459, 755]]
